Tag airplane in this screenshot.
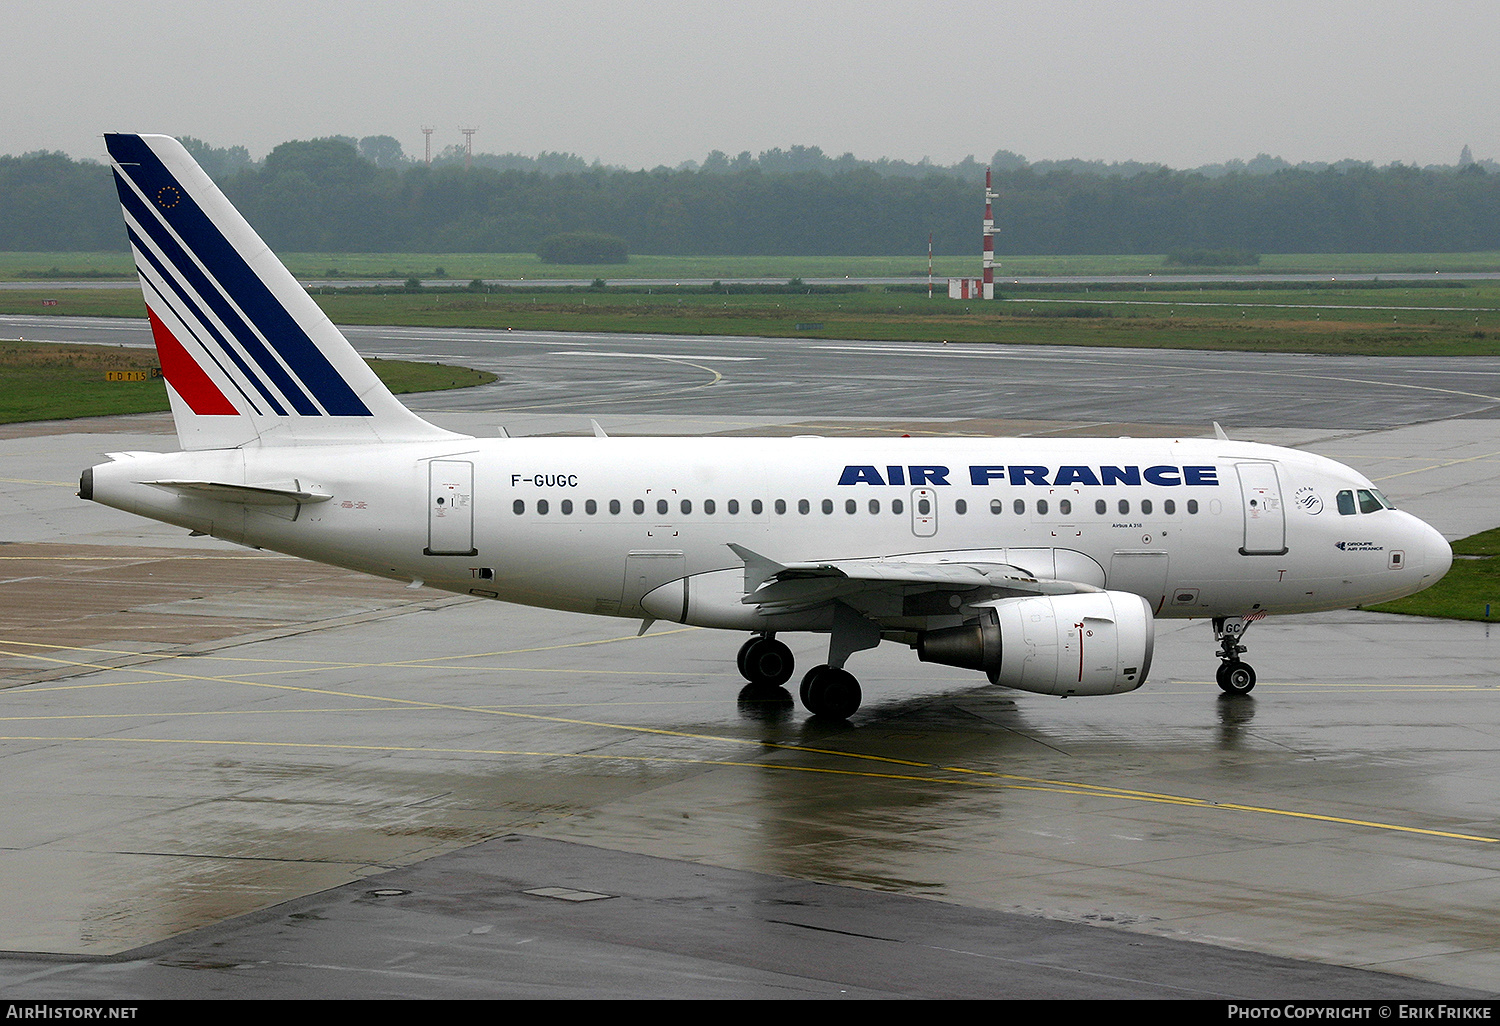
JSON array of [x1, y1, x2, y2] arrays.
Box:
[[80, 134, 1453, 719]]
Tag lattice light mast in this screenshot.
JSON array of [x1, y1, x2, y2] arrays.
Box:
[[422, 127, 434, 166], [460, 127, 476, 170]]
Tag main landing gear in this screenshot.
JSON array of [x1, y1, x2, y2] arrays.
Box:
[[736, 606, 878, 720], [1212, 616, 1257, 695], [736, 634, 795, 688], [798, 665, 862, 720]]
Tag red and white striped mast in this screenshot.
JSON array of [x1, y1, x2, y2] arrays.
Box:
[[928, 232, 933, 299], [982, 166, 996, 300]]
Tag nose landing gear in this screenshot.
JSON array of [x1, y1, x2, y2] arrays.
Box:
[[1213, 616, 1257, 695]]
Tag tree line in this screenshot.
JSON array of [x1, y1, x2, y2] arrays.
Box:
[[2, 137, 1497, 255]]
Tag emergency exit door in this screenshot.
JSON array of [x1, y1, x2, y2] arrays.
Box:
[[911, 488, 938, 537]]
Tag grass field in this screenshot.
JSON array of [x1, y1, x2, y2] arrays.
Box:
[[1368, 527, 1500, 622], [0, 340, 495, 424], [5, 250, 1500, 282], [7, 278, 1500, 357]]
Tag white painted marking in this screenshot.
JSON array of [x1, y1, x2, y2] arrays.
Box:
[[556, 351, 761, 361]]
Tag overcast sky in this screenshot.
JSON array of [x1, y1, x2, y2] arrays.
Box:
[[5, 1, 1497, 169]]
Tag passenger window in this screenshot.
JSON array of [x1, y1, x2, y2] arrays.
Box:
[[1357, 489, 1383, 514], [991, 498, 1004, 515], [1336, 490, 1357, 515], [846, 499, 857, 514], [869, 499, 880, 514], [609, 499, 621, 515], [657, 499, 669, 515], [822, 499, 834, 514], [1095, 499, 1106, 514], [585, 499, 597, 515], [1118, 499, 1130, 514], [633, 499, 645, 515], [917, 498, 931, 515], [681, 499, 692, 515], [1164, 499, 1175, 515], [560, 499, 573, 515], [750, 499, 762, 514], [1013, 499, 1025, 514], [798, 499, 810, 514], [1187, 499, 1199, 514], [775, 499, 786, 515], [537, 499, 549, 515], [513, 499, 524, 515], [892, 499, 904, 514], [1059, 499, 1071, 515], [728, 499, 740, 514], [955, 499, 967, 514], [704, 499, 716, 515], [1037, 499, 1049, 515], [1141, 499, 1152, 515]]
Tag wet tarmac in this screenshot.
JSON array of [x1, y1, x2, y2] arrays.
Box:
[[0, 327, 1497, 998]]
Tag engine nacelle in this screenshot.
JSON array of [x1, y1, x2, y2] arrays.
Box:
[[916, 591, 1154, 696]]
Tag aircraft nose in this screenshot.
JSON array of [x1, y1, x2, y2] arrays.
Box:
[[1425, 524, 1453, 582], [1407, 517, 1452, 584]]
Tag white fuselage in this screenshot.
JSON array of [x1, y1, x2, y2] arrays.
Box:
[[88, 434, 1452, 633]]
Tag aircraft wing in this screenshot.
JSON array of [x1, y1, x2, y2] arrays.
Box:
[[728, 543, 1098, 616]]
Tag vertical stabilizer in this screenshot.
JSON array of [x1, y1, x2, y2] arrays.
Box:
[[105, 133, 464, 450]]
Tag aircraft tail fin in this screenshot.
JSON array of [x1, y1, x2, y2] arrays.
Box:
[[105, 133, 463, 450]]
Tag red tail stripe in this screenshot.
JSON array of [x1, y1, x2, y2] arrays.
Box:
[[147, 307, 238, 416]]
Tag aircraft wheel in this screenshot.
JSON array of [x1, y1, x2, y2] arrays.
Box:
[[735, 636, 757, 678], [739, 637, 794, 688], [800, 665, 862, 719], [1216, 661, 1257, 695]]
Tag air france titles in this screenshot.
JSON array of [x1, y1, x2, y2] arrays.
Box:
[[837, 465, 1221, 487]]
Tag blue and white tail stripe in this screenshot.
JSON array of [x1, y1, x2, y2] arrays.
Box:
[[105, 134, 460, 449]]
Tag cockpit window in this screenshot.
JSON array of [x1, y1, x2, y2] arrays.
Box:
[[1370, 488, 1396, 510], [1357, 489, 1384, 514], [1336, 490, 1357, 515]]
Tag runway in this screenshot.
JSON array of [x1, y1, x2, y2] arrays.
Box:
[[0, 321, 1497, 998], [9, 312, 1500, 430]]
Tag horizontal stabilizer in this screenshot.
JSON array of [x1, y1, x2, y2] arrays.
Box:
[[145, 480, 332, 506]]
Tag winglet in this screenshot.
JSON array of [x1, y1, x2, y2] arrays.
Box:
[[590, 419, 609, 438], [1213, 421, 1230, 440]]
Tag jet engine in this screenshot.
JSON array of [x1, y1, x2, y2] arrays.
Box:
[[916, 591, 1153, 696]]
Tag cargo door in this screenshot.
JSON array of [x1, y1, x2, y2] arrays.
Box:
[[1108, 551, 1170, 614], [622, 551, 686, 614]]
